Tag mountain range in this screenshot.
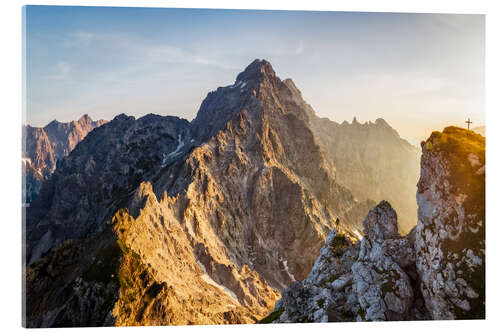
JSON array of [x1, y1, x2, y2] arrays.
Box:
[[22, 115, 107, 203], [23, 59, 482, 326]]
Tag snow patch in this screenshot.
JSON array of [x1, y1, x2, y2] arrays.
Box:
[[162, 134, 185, 167], [229, 80, 246, 89], [196, 260, 239, 303], [353, 229, 363, 241], [281, 259, 296, 282]]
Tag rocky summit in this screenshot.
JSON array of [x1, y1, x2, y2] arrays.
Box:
[[415, 127, 485, 319], [266, 126, 484, 323], [23, 59, 473, 327]]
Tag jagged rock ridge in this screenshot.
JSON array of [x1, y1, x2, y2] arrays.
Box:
[[310, 116, 420, 234], [268, 201, 428, 323]]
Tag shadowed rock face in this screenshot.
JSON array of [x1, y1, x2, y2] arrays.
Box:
[[25, 59, 431, 327], [22, 115, 107, 203]]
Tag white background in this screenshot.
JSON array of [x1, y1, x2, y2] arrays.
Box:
[[1, 1, 498, 332]]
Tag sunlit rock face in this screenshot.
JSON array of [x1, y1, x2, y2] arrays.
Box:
[[414, 127, 485, 319]]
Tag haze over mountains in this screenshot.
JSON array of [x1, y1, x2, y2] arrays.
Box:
[[23, 60, 483, 326]]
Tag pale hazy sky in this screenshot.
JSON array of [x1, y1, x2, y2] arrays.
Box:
[[25, 6, 484, 140]]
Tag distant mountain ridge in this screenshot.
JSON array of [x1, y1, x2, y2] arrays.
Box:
[[25, 59, 423, 327], [310, 115, 420, 233], [472, 125, 485, 136], [22, 114, 107, 202]]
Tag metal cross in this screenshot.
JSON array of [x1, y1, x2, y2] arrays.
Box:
[[465, 118, 473, 130]]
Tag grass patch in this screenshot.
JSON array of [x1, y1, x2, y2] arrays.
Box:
[[330, 233, 349, 258], [258, 307, 284, 324], [81, 242, 122, 284], [380, 269, 401, 296], [317, 298, 325, 308], [327, 274, 340, 284]]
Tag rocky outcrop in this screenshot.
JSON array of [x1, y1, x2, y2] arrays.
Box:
[[22, 114, 107, 203], [268, 201, 428, 323], [265, 126, 485, 323], [414, 127, 485, 319]]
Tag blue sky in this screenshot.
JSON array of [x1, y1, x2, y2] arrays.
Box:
[[25, 6, 484, 140]]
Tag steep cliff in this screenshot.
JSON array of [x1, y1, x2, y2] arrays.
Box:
[[414, 126, 485, 319]]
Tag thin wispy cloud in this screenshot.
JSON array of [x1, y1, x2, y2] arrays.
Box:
[[25, 7, 484, 140], [360, 72, 450, 97], [44, 61, 72, 81], [295, 41, 305, 55], [72, 31, 96, 42]]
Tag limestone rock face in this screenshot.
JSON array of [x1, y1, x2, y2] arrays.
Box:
[[414, 127, 485, 319], [22, 114, 107, 203], [271, 201, 428, 323]]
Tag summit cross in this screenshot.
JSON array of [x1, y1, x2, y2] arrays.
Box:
[[465, 118, 473, 131]]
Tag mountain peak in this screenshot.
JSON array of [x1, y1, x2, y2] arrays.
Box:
[[78, 114, 91, 122], [236, 58, 276, 83], [375, 118, 389, 127]]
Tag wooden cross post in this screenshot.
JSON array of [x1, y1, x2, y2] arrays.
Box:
[[465, 118, 472, 131]]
